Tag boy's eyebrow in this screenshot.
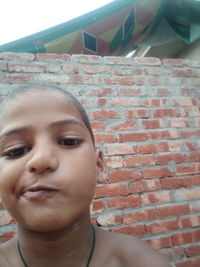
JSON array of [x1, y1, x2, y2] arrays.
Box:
[[50, 119, 85, 128], [0, 119, 85, 140], [0, 127, 28, 140]]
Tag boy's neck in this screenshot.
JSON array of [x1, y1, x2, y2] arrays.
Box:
[[16, 214, 94, 267]]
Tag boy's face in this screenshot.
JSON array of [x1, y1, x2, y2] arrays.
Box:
[[0, 90, 106, 232]]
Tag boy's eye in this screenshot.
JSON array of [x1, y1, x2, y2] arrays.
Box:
[[3, 147, 31, 158], [59, 138, 83, 147]]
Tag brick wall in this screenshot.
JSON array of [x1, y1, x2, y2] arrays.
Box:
[[0, 52, 200, 266]]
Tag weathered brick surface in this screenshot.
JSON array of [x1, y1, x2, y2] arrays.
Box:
[[0, 53, 200, 265]]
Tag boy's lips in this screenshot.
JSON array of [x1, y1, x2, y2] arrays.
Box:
[[21, 185, 59, 200]]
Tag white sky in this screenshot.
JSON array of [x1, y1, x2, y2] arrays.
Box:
[[0, 0, 113, 45]]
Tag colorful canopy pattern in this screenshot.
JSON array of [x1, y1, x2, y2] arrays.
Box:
[[0, 0, 199, 55]]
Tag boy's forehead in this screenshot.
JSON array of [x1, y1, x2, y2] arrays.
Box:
[[1, 89, 82, 122]]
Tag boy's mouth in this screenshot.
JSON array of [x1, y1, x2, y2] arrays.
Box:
[[21, 185, 58, 200]]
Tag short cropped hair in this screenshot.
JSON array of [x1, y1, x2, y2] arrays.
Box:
[[0, 85, 95, 144]]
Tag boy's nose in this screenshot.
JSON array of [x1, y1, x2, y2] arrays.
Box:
[[26, 144, 59, 174]]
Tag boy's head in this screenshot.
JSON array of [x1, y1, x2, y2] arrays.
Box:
[[0, 85, 95, 144], [0, 85, 107, 232]]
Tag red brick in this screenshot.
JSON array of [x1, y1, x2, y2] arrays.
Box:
[[150, 130, 178, 140], [173, 68, 198, 77], [90, 200, 104, 214], [144, 67, 161, 76], [36, 53, 70, 61], [33, 73, 69, 83], [186, 151, 200, 163], [154, 153, 185, 165], [189, 200, 200, 213], [105, 144, 136, 156], [111, 120, 137, 131], [153, 108, 181, 118], [107, 195, 141, 210], [161, 177, 192, 189], [174, 98, 197, 107], [104, 77, 135, 85], [98, 98, 107, 107], [8, 63, 45, 73], [126, 109, 149, 118], [157, 204, 190, 218], [114, 67, 143, 76], [184, 244, 200, 257], [176, 164, 200, 176], [109, 169, 142, 182], [142, 98, 167, 107], [169, 119, 190, 128], [83, 65, 111, 74], [171, 230, 199, 245], [132, 57, 161, 66], [145, 237, 172, 249], [174, 188, 200, 201], [0, 52, 35, 61], [179, 215, 200, 228], [94, 184, 128, 198], [142, 119, 160, 129], [112, 97, 137, 107], [123, 155, 155, 167], [146, 219, 179, 234], [0, 61, 7, 71], [91, 87, 116, 97], [90, 110, 118, 119], [142, 191, 172, 206], [155, 88, 172, 96], [72, 54, 102, 63], [46, 64, 62, 73], [182, 87, 198, 96], [119, 132, 149, 142], [145, 208, 157, 221], [123, 212, 145, 224], [0, 73, 32, 83], [145, 77, 161, 86], [113, 224, 145, 236], [94, 133, 116, 143], [0, 232, 16, 242], [104, 56, 132, 65], [90, 121, 104, 131], [79, 97, 98, 107], [70, 75, 101, 85], [142, 179, 161, 192], [142, 167, 174, 179], [168, 141, 197, 152], [138, 142, 169, 154], [119, 88, 142, 96], [191, 175, 200, 186], [180, 130, 200, 139], [62, 64, 79, 73], [176, 258, 200, 267], [162, 58, 186, 66], [129, 180, 145, 193], [105, 156, 123, 168]]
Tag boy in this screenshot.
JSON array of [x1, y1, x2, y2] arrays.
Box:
[[0, 86, 171, 266]]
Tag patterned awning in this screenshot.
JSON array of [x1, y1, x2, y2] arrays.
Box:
[[0, 0, 199, 55]]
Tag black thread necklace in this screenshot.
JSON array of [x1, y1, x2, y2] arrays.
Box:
[[17, 225, 96, 267]]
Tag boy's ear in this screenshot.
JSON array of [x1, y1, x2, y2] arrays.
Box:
[[95, 148, 108, 183]]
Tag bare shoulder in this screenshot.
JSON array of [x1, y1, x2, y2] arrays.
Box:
[[0, 238, 18, 267], [95, 227, 171, 267]]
